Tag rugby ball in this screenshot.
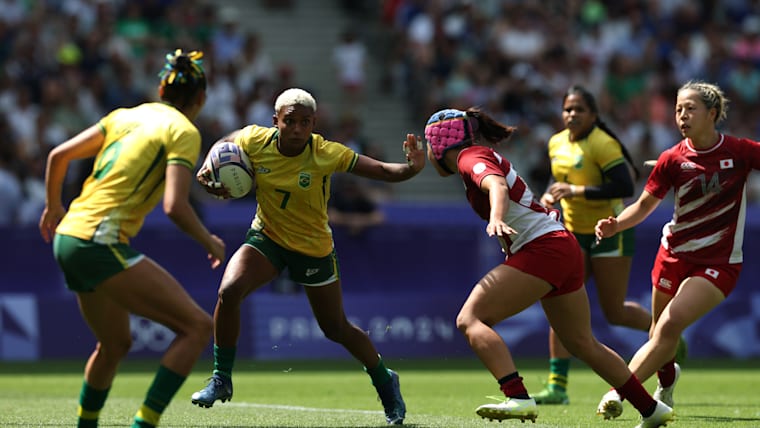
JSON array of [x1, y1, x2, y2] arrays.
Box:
[[209, 142, 254, 198]]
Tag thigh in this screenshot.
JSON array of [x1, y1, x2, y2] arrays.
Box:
[[540, 286, 593, 340], [304, 280, 347, 326], [589, 255, 633, 307], [657, 276, 725, 332], [98, 257, 207, 333], [77, 290, 131, 345], [221, 244, 280, 296], [460, 264, 551, 326]]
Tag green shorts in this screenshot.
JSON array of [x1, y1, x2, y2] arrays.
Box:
[[53, 234, 144, 292], [573, 228, 635, 257], [243, 229, 340, 286]]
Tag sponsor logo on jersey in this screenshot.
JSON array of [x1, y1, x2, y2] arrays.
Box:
[[658, 278, 672, 289], [680, 161, 698, 170], [256, 166, 271, 174], [720, 159, 734, 169], [299, 172, 311, 189], [705, 268, 720, 279]]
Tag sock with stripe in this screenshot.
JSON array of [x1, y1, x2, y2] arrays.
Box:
[[77, 381, 110, 428], [498, 372, 530, 399], [546, 357, 570, 392], [132, 365, 186, 428]]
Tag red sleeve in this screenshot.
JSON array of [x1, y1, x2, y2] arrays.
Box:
[[457, 147, 506, 188], [644, 147, 676, 199]]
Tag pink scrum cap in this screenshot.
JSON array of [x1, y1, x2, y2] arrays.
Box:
[[424, 109, 478, 162]]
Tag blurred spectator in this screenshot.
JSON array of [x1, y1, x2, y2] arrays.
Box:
[[332, 27, 368, 108], [234, 32, 274, 95], [211, 7, 245, 67], [0, 136, 22, 225], [329, 174, 386, 237], [732, 15, 760, 66], [333, 113, 394, 203]]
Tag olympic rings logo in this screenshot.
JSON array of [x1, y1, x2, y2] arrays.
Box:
[[129, 316, 175, 352]]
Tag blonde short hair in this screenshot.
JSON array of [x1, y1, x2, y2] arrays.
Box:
[[678, 81, 729, 125], [274, 88, 317, 113]]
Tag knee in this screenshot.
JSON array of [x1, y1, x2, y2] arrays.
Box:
[[319, 319, 353, 343], [455, 309, 478, 336], [96, 336, 132, 361], [218, 280, 247, 306], [653, 319, 683, 342], [557, 333, 596, 357], [191, 312, 213, 344]]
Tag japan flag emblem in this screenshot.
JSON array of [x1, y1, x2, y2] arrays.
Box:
[[720, 159, 734, 169]]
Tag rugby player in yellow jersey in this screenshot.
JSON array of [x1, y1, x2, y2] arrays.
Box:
[[533, 85, 651, 405], [38, 50, 225, 428], [191, 88, 425, 425]]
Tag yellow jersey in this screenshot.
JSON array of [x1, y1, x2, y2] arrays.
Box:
[[56, 102, 201, 244], [235, 125, 358, 257], [547, 126, 626, 234]]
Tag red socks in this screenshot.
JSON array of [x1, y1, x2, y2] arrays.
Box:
[[616, 374, 657, 417]]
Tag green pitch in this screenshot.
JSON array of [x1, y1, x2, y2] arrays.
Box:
[[1, 358, 758, 427]]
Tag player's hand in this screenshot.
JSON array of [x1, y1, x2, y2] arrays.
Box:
[[540, 193, 556, 208], [595, 216, 618, 243], [205, 234, 226, 269], [403, 133, 425, 172], [548, 182, 576, 201], [486, 219, 517, 238], [196, 158, 231, 199], [39, 205, 66, 243]]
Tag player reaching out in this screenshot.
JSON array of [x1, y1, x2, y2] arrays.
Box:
[[595, 81, 760, 420], [190, 88, 424, 425]]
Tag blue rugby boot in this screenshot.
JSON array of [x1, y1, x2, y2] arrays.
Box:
[[191, 374, 233, 408], [376, 370, 406, 425]]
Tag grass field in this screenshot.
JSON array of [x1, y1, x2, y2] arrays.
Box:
[[1, 358, 758, 427]]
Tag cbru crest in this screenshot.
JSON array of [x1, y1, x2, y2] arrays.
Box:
[[299, 172, 311, 189]]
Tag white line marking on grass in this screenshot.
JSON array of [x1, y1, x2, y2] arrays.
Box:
[[227, 402, 382, 415]]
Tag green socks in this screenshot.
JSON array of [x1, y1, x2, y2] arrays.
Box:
[[131, 365, 186, 428], [77, 381, 110, 428], [364, 355, 392, 386], [213, 344, 236, 379], [547, 358, 570, 392]]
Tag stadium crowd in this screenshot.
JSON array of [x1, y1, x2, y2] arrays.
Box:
[[376, 0, 760, 194], [3, 0, 760, 227]]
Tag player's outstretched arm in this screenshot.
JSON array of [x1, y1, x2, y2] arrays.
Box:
[[595, 190, 661, 241], [351, 133, 425, 182]]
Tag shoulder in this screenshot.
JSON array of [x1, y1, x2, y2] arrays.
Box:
[[238, 125, 278, 153], [239, 124, 276, 141], [588, 127, 617, 146], [313, 134, 355, 156], [724, 134, 759, 147], [548, 129, 569, 147], [460, 146, 503, 167]]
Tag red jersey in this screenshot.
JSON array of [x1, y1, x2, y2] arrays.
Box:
[[645, 134, 760, 264], [457, 145, 564, 255]]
